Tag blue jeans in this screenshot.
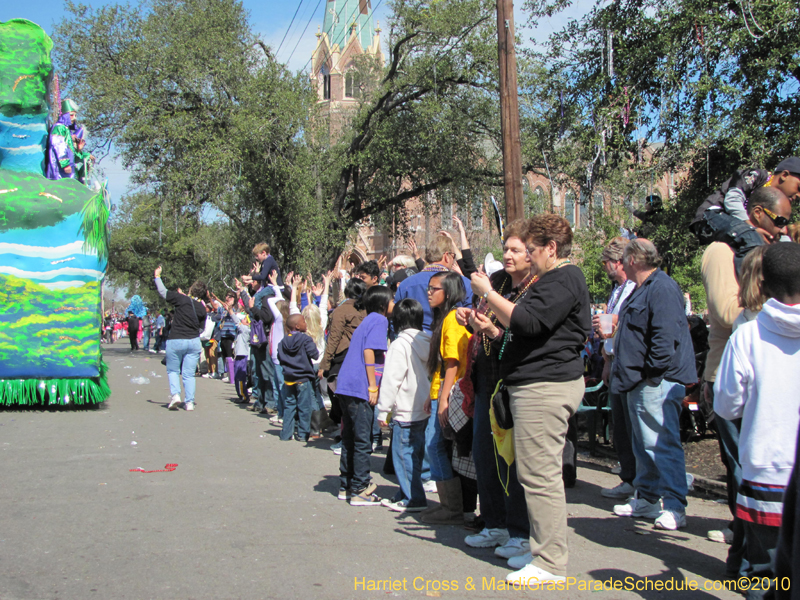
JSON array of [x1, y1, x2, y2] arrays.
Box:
[[166, 338, 202, 405], [281, 380, 314, 441], [270, 362, 286, 417], [425, 399, 453, 481], [252, 345, 275, 407], [249, 352, 258, 395], [391, 420, 428, 507], [142, 327, 150, 351], [473, 371, 529, 539], [339, 394, 374, 492], [624, 379, 688, 512]]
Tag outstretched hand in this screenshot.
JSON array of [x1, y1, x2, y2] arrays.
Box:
[[154, 266, 162, 278], [268, 269, 279, 286]]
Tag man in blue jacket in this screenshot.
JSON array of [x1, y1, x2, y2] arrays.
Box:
[[610, 239, 697, 531], [393, 235, 473, 332]]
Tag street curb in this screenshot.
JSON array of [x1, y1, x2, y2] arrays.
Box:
[[690, 474, 728, 499], [585, 443, 728, 500]]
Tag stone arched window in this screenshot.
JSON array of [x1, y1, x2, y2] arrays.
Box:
[[564, 191, 576, 227], [523, 179, 547, 216], [593, 192, 604, 215], [579, 191, 589, 228], [345, 70, 361, 99], [320, 65, 331, 100]]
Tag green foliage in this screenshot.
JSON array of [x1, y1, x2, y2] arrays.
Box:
[[518, 0, 800, 309], [54, 0, 325, 284], [326, 0, 504, 237], [79, 184, 109, 261]]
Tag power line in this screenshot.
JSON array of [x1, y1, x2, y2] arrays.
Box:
[[276, 0, 306, 57], [285, 0, 326, 67]]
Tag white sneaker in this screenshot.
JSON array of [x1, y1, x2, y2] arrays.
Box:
[[201, 373, 211, 378], [707, 528, 734, 544], [185, 403, 195, 411], [495, 537, 530, 559], [505, 563, 566, 587], [331, 441, 342, 455], [269, 415, 283, 425], [465, 527, 510, 548], [423, 480, 438, 493], [508, 552, 532, 569], [387, 500, 426, 513], [601, 481, 635, 499], [168, 394, 182, 410], [654, 510, 686, 530], [613, 492, 662, 518], [221, 377, 230, 383]]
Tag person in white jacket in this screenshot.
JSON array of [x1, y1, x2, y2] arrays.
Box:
[[376, 299, 432, 513], [714, 242, 800, 597]]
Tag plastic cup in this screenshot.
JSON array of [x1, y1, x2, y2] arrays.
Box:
[[599, 313, 613, 335]]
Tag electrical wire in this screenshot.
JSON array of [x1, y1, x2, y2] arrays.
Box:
[[285, 0, 326, 67], [276, 0, 306, 57]]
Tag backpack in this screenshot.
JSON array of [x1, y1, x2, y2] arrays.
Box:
[[249, 318, 268, 347]]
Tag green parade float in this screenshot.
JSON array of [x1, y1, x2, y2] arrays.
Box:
[[0, 19, 110, 405]]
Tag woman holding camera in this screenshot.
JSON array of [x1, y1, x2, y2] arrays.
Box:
[[469, 214, 591, 585]]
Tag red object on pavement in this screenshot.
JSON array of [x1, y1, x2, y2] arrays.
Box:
[[130, 464, 178, 473]]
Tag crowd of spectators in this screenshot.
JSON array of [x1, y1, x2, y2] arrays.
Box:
[[114, 164, 800, 594]]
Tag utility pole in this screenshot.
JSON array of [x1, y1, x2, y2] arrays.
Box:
[[497, 0, 524, 223]]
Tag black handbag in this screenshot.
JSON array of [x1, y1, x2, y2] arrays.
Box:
[[491, 380, 513, 429]]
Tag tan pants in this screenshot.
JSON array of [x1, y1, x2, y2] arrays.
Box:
[[508, 378, 584, 576]]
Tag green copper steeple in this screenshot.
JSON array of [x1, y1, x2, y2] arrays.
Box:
[[322, 0, 374, 51]]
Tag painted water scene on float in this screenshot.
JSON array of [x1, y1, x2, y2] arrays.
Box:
[[0, 18, 110, 405]]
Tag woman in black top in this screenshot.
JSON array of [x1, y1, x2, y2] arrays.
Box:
[[154, 266, 208, 411], [470, 214, 591, 585]]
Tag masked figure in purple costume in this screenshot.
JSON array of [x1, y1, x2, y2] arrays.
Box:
[[46, 99, 90, 181]]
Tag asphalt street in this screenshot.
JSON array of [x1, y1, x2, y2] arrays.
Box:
[[0, 342, 741, 599]]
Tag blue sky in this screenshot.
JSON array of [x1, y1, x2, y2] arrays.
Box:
[[2, 0, 593, 198]]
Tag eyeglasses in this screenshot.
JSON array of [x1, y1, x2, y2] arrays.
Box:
[[761, 206, 791, 228], [426, 285, 444, 294]]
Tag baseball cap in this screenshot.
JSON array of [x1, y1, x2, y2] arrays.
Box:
[[774, 157, 800, 176]]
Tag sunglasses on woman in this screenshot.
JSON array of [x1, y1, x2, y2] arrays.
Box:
[[762, 206, 791, 228]]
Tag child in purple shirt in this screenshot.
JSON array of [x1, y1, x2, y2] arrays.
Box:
[[336, 285, 393, 505]]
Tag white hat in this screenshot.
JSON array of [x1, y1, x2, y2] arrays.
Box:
[[484, 253, 503, 276]]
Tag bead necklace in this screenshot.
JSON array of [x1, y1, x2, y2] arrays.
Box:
[[495, 262, 569, 360], [482, 274, 537, 357]]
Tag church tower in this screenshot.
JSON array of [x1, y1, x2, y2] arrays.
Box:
[[310, 0, 383, 139]]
